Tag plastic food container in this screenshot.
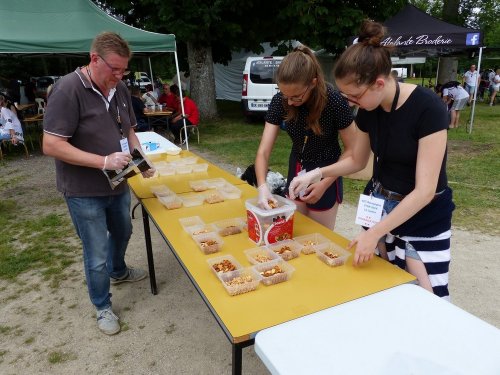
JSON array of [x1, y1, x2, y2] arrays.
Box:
[[204, 190, 225, 204], [212, 218, 246, 237], [192, 163, 209, 173], [219, 183, 242, 200], [294, 233, 332, 255], [152, 161, 169, 168], [166, 148, 181, 156], [206, 254, 243, 277], [157, 195, 183, 210], [245, 195, 297, 246], [179, 216, 204, 232], [180, 193, 205, 207], [244, 246, 280, 265], [252, 259, 295, 286], [150, 185, 174, 197], [182, 156, 198, 165], [192, 233, 224, 254], [175, 164, 193, 174], [316, 243, 351, 267], [189, 180, 209, 192], [218, 268, 262, 296], [204, 178, 227, 189], [267, 239, 301, 261], [186, 224, 216, 237], [156, 165, 176, 176]]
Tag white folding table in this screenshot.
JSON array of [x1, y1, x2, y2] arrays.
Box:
[[255, 284, 500, 375]]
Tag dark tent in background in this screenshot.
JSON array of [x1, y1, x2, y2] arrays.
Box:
[[382, 5, 482, 57], [351, 5, 484, 132]]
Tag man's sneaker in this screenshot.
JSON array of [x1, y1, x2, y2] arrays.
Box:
[[96, 307, 120, 335], [110, 267, 148, 285]]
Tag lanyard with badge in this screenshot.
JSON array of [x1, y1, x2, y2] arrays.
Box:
[[355, 83, 400, 228], [86, 66, 129, 153]]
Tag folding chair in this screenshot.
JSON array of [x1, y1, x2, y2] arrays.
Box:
[[0, 138, 29, 160]]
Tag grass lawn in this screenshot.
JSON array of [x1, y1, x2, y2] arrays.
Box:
[[199, 94, 500, 235]]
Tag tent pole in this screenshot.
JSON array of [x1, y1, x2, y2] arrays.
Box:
[[174, 49, 188, 150], [468, 47, 483, 134], [435, 57, 440, 86], [148, 58, 154, 90]]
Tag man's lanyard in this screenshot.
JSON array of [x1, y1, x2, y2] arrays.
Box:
[[373, 82, 400, 182], [86, 66, 124, 137]]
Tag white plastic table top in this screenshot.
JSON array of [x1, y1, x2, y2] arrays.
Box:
[[255, 284, 500, 375]]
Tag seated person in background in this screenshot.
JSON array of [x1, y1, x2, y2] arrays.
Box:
[[130, 86, 150, 132], [142, 84, 158, 107], [0, 95, 24, 145], [169, 85, 199, 143], [439, 81, 469, 129], [158, 83, 179, 112]]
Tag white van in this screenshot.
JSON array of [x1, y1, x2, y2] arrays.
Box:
[[241, 56, 283, 118]]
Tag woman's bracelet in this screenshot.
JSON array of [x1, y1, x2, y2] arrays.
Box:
[[102, 155, 108, 171]]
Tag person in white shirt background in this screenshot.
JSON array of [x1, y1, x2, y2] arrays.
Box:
[[489, 68, 499, 107], [462, 64, 479, 105], [441, 83, 469, 129], [0, 95, 24, 145]]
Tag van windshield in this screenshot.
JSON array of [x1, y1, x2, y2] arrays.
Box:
[[250, 60, 281, 84]]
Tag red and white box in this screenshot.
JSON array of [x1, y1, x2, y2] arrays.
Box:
[[245, 195, 296, 246]]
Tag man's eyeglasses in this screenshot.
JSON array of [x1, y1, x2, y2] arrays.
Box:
[[339, 84, 371, 104], [98, 55, 130, 76], [282, 85, 311, 103]]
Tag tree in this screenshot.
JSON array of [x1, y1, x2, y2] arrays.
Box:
[[97, 0, 405, 120]]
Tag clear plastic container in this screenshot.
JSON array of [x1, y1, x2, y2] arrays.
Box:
[[182, 156, 198, 165], [252, 259, 295, 286], [245, 195, 297, 245], [186, 224, 216, 237], [189, 180, 209, 192], [267, 239, 301, 261], [204, 190, 225, 204], [316, 243, 351, 267], [179, 216, 204, 232], [192, 233, 224, 254], [218, 267, 262, 296], [156, 165, 176, 176], [150, 185, 173, 197], [166, 148, 181, 156], [294, 233, 332, 255], [180, 193, 205, 207], [192, 163, 209, 173], [175, 164, 193, 174], [212, 218, 246, 237], [204, 178, 227, 189], [244, 246, 280, 265], [206, 254, 243, 277], [219, 183, 242, 200], [157, 195, 183, 210], [152, 161, 169, 168]]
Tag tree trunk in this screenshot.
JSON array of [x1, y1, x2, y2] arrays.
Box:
[[437, 57, 458, 84], [186, 42, 218, 120], [437, 0, 461, 86]]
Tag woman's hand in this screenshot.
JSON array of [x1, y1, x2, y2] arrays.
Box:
[[348, 229, 380, 266], [288, 168, 322, 199], [141, 167, 156, 178], [299, 178, 332, 204], [257, 183, 277, 210]]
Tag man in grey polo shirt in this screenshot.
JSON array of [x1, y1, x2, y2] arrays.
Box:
[[43, 32, 155, 335]]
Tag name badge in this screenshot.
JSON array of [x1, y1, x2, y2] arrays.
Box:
[[120, 138, 130, 153], [355, 194, 384, 228]]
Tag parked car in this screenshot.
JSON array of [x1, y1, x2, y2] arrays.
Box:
[[36, 76, 60, 99], [137, 77, 152, 92], [241, 56, 283, 119]]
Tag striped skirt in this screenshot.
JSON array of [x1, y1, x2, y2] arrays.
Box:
[[385, 230, 451, 300]]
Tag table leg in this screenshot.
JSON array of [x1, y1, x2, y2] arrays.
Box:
[[232, 339, 254, 375], [141, 204, 158, 295]]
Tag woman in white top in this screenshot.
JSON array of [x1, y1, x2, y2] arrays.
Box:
[[0, 95, 24, 144], [489, 68, 500, 106], [441, 83, 469, 129], [141, 83, 159, 108]]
